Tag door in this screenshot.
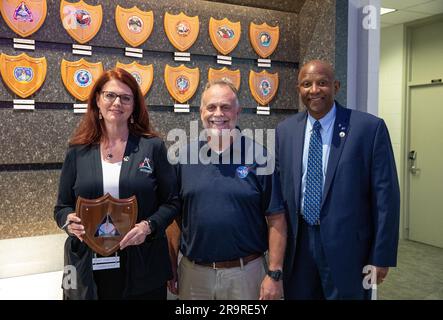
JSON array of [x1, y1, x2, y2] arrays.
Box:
[[408, 83, 443, 248]]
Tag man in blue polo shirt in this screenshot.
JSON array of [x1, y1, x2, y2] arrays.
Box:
[[167, 80, 287, 300]]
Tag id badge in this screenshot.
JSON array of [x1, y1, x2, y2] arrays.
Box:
[[92, 253, 120, 270]]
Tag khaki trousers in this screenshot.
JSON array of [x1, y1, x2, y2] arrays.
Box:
[[178, 255, 266, 300]]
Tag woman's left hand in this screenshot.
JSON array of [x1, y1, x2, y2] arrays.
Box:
[[120, 221, 151, 250]]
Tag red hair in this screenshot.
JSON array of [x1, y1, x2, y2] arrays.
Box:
[[69, 68, 157, 146]]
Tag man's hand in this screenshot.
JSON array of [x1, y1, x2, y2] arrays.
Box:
[[259, 276, 283, 300], [374, 266, 389, 285]]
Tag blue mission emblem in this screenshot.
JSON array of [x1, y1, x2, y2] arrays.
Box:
[[176, 75, 190, 93], [14, 2, 34, 22], [236, 166, 249, 179], [14, 67, 33, 83], [74, 69, 92, 87], [259, 79, 271, 96], [259, 32, 271, 47], [131, 71, 142, 86]]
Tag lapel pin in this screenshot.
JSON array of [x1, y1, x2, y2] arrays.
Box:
[[123, 156, 129, 161]]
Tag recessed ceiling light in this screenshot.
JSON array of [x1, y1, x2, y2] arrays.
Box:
[[381, 7, 397, 15]]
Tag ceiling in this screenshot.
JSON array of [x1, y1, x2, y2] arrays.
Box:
[[381, 0, 443, 28]]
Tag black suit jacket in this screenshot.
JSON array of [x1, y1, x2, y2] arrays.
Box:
[[54, 134, 179, 297]]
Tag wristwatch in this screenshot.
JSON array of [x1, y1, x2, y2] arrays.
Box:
[[146, 219, 157, 234], [267, 269, 283, 281]]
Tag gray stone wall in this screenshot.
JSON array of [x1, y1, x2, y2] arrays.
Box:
[[0, 0, 342, 239]]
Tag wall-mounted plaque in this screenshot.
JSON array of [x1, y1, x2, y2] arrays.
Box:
[[249, 70, 279, 106], [164, 64, 199, 104], [164, 12, 199, 52], [209, 17, 241, 56], [115, 5, 153, 48], [115, 61, 153, 97], [208, 67, 241, 91], [0, 0, 47, 38], [0, 52, 47, 98], [249, 22, 279, 59], [60, 0, 103, 44], [61, 58, 103, 101]]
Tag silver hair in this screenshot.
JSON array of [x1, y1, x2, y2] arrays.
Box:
[[200, 79, 240, 109]]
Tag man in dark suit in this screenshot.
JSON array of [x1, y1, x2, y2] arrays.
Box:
[[276, 60, 400, 299]]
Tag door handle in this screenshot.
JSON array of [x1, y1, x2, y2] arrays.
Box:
[[409, 150, 421, 175], [410, 166, 421, 175]]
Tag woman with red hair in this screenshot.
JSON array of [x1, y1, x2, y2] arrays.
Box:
[[54, 68, 179, 300]]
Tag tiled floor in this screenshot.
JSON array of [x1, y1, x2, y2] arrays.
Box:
[[0, 239, 441, 300]]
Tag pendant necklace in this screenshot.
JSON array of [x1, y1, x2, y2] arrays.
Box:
[[105, 145, 113, 160]]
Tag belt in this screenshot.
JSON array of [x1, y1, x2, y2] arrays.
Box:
[[194, 253, 262, 269]]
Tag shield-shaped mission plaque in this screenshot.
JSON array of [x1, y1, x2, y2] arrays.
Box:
[[249, 70, 279, 106], [249, 22, 279, 58], [208, 67, 241, 91], [164, 64, 199, 104], [115, 5, 153, 48], [116, 61, 153, 97], [0, 0, 47, 38], [209, 17, 241, 56], [76, 193, 138, 257], [0, 52, 47, 98], [60, 0, 103, 44], [60, 58, 103, 101], [164, 12, 199, 52]]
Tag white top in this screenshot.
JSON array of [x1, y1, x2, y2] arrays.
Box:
[[101, 160, 122, 199], [301, 103, 336, 213]]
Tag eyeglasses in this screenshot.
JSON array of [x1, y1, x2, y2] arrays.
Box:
[[101, 91, 134, 105]]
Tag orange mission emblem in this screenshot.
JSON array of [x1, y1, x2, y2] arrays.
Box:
[[115, 61, 153, 97], [115, 5, 153, 47], [60, 58, 103, 101], [60, 0, 103, 44], [249, 70, 279, 106], [209, 17, 241, 55], [249, 22, 279, 58], [0, 52, 47, 98], [164, 64, 199, 104], [164, 12, 200, 52], [208, 67, 241, 91], [0, 0, 47, 38]]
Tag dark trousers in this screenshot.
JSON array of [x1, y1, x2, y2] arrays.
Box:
[[94, 256, 167, 300], [285, 219, 340, 300], [94, 267, 167, 300]]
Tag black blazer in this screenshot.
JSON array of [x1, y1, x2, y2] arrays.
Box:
[[54, 134, 179, 297]]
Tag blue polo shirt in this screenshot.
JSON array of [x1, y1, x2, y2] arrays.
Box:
[[177, 135, 285, 263]]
